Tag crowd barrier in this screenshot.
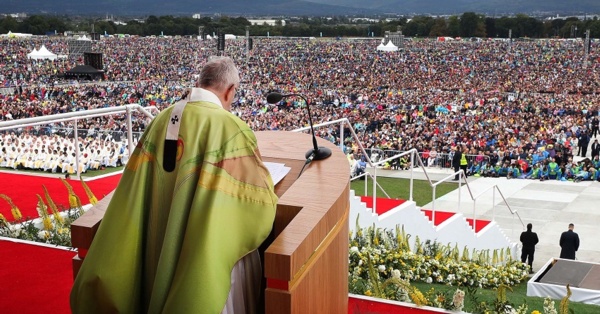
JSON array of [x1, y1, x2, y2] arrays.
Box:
[[361, 148, 490, 170]]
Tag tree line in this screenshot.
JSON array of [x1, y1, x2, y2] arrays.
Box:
[[1, 13, 600, 39]]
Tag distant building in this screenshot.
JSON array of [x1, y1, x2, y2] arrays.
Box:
[[247, 19, 285, 26], [10, 13, 27, 19], [350, 18, 380, 23], [192, 14, 201, 19]]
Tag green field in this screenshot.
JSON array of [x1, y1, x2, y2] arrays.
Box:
[[350, 176, 456, 207]]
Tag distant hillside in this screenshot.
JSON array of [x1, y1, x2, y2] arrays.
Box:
[[0, 0, 375, 16], [3, 0, 599, 16], [306, 0, 600, 15]]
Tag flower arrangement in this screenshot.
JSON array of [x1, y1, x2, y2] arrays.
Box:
[[0, 179, 96, 247], [543, 297, 558, 314], [349, 224, 529, 291], [349, 223, 574, 313]]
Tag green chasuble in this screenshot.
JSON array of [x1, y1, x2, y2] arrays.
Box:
[[71, 98, 278, 313]]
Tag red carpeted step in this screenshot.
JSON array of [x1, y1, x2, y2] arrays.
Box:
[[420, 209, 456, 226], [360, 196, 406, 215], [466, 218, 492, 233], [0, 239, 74, 314]]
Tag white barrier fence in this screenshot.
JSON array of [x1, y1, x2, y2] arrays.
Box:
[[0, 104, 158, 177]]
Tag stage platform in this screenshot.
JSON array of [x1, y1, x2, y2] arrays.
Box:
[[528, 258, 600, 305]]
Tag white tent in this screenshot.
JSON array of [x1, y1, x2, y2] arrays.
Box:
[[26, 48, 39, 59], [1, 31, 33, 38], [77, 35, 92, 41], [28, 45, 58, 61], [377, 41, 398, 52]]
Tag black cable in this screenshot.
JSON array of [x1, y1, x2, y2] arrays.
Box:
[[297, 151, 315, 179]]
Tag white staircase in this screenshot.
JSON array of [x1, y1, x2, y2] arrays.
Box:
[[349, 190, 519, 259]]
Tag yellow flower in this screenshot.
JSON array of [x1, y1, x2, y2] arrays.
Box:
[[69, 195, 78, 208], [43, 186, 64, 226], [365, 290, 372, 296], [1, 194, 22, 221], [11, 207, 22, 221], [42, 216, 53, 231], [531, 311, 541, 314], [61, 179, 82, 209], [80, 178, 98, 205]]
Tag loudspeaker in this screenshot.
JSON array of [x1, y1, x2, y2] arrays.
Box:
[[84, 52, 103, 70], [217, 33, 225, 51]]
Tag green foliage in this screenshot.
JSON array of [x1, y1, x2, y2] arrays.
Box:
[[1, 14, 600, 38], [412, 282, 600, 313]]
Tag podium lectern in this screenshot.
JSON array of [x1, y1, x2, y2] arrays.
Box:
[[71, 131, 350, 313]]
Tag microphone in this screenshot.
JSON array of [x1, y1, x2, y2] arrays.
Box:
[[266, 91, 332, 161]]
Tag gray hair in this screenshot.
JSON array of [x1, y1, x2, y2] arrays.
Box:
[[197, 56, 240, 92]]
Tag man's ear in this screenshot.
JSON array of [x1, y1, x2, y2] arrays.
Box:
[[220, 84, 232, 104]]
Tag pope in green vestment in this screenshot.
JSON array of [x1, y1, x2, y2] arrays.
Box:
[[71, 88, 278, 313]]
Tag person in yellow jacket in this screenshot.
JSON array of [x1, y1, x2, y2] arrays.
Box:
[[460, 147, 469, 178]]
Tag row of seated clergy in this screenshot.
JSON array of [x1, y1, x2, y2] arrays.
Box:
[[0, 147, 129, 173]]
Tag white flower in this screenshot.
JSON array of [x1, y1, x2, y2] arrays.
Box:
[[392, 269, 401, 279], [358, 260, 363, 266], [350, 246, 359, 253], [378, 265, 386, 272], [452, 289, 465, 311], [426, 277, 433, 284], [37, 230, 50, 240]]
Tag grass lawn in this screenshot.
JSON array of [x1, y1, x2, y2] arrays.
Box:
[[411, 281, 600, 313], [350, 176, 457, 207], [80, 166, 124, 177]]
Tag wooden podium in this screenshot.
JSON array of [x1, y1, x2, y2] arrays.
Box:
[[71, 131, 350, 313]]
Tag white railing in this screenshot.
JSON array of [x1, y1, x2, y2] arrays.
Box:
[[1, 109, 524, 231], [293, 118, 525, 231], [349, 171, 391, 199], [0, 104, 159, 177]]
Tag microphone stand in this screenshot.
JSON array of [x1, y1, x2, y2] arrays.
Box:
[[266, 91, 332, 178], [285, 93, 332, 161]]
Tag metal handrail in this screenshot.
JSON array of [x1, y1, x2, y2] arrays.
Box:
[[293, 118, 525, 232], [350, 171, 391, 199], [0, 104, 159, 177]]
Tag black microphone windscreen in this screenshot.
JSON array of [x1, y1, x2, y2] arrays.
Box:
[[266, 92, 283, 104]]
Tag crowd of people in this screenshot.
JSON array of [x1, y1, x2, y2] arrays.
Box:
[[1, 36, 600, 181]]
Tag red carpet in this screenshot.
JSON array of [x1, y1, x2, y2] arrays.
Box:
[[466, 218, 491, 233], [0, 239, 74, 314], [421, 209, 456, 226], [360, 196, 406, 215], [0, 172, 121, 222], [422, 209, 490, 232]]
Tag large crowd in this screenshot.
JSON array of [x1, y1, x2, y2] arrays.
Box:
[[1, 36, 600, 181]]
